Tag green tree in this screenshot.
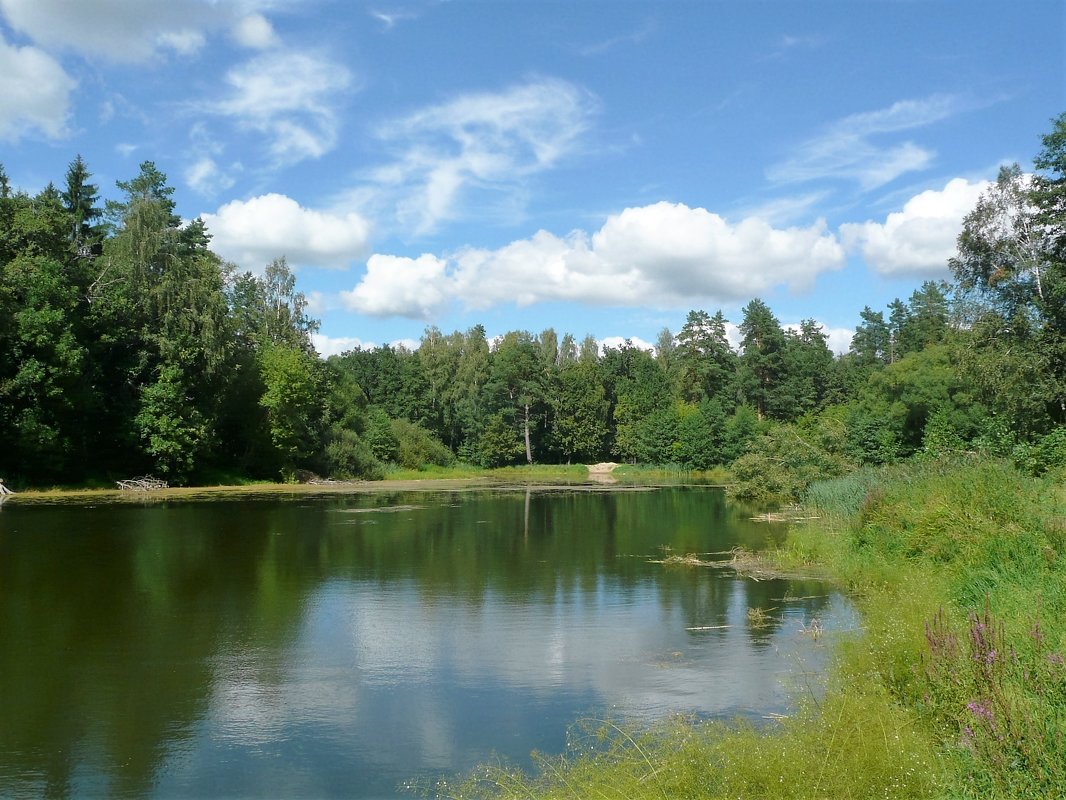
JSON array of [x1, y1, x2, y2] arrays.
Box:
[[737, 298, 787, 419], [850, 306, 890, 368], [674, 310, 736, 405], [780, 319, 834, 418], [673, 401, 724, 470], [952, 164, 1050, 321], [61, 154, 103, 257], [601, 341, 671, 460], [477, 411, 526, 467], [901, 281, 951, 353], [553, 360, 609, 462], [261, 257, 318, 352], [454, 324, 492, 460], [486, 331, 545, 464], [134, 363, 208, 481], [257, 345, 325, 474]]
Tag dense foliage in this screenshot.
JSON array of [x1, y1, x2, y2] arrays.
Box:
[[3, 113, 1066, 488]]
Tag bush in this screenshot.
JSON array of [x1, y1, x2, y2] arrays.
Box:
[[322, 429, 383, 480], [390, 418, 454, 470], [728, 423, 850, 504]]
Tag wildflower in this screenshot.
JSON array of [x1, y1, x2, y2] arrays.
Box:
[[966, 700, 995, 726], [1029, 620, 1045, 646], [960, 724, 975, 750]]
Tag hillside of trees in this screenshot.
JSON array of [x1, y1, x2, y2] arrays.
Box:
[[2, 113, 1065, 491]]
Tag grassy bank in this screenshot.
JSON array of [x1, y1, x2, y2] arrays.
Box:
[[7, 463, 729, 499], [441, 458, 1066, 799]]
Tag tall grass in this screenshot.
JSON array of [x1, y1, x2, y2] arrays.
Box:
[[437, 458, 1066, 799]]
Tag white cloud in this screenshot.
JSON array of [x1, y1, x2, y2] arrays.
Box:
[[202, 194, 371, 272], [370, 9, 417, 30], [367, 77, 597, 233], [232, 13, 279, 49], [209, 51, 353, 164], [840, 177, 990, 277], [312, 333, 417, 358], [312, 334, 372, 358], [736, 191, 829, 226], [341, 254, 452, 319], [0, 0, 225, 61], [156, 28, 206, 56], [783, 323, 855, 356], [823, 326, 856, 356], [768, 95, 964, 189], [184, 156, 236, 196], [342, 201, 845, 318], [599, 336, 655, 353], [0, 34, 74, 140]]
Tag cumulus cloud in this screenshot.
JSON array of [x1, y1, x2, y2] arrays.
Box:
[[0, 0, 226, 61], [312, 334, 373, 358], [341, 254, 452, 319], [840, 177, 990, 277], [0, 34, 74, 140], [367, 77, 597, 233], [341, 201, 845, 319], [209, 51, 353, 164], [822, 326, 856, 355], [768, 95, 965, 190], [202, 194, 371, 272]]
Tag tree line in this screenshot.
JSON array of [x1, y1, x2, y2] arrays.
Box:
[[2, 113, 1065, 492]]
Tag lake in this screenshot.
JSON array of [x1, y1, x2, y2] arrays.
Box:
[[0, 484, 851, 798]]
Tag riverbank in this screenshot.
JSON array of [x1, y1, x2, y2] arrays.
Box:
[[445, 457, 1066, 799], [2, 464, 730, 505]]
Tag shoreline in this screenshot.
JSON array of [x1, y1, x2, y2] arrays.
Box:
[[1, 473, 727, 505]]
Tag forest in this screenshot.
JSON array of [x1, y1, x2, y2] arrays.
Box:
[[2, 113, 1065, 494]]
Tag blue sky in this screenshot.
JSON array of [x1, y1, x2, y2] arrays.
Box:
[[1, 1, 1062, 356]]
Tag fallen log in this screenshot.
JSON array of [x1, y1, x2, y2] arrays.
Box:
[[116, 476, 168, 491]]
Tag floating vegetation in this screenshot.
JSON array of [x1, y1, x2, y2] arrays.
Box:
[[746, 607, 775, 628], [651, 547, 827, 582], [336, 504, 424, 514], [799, 618, 824, 640]]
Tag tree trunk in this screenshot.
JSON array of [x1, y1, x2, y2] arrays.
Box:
[[523, 403, 532, 464]]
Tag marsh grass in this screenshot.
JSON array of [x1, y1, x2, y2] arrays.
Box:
[[439, 458, 1066, 799], [438, 692, 944, 800]]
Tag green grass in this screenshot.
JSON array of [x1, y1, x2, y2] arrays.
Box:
[[380, 463, 593, 481], [441, 457, 1066, 799], [381, 462, 733, 484]]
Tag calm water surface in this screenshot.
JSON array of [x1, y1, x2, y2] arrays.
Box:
[[0, 486, 852, 798]]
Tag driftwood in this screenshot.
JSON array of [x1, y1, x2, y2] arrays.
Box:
[[116, 476, 168, 491], [0, 479, 13, 496]]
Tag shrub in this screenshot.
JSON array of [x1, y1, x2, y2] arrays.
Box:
[[390, 418, 454, 470]]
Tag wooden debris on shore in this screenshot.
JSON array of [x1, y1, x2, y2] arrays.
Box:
[[307, 477, 367, 486], [116, 476, 168, 491], [0, 479, 13, 496]]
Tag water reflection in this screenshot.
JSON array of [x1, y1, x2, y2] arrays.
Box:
[[0, 487, 852, 799]]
